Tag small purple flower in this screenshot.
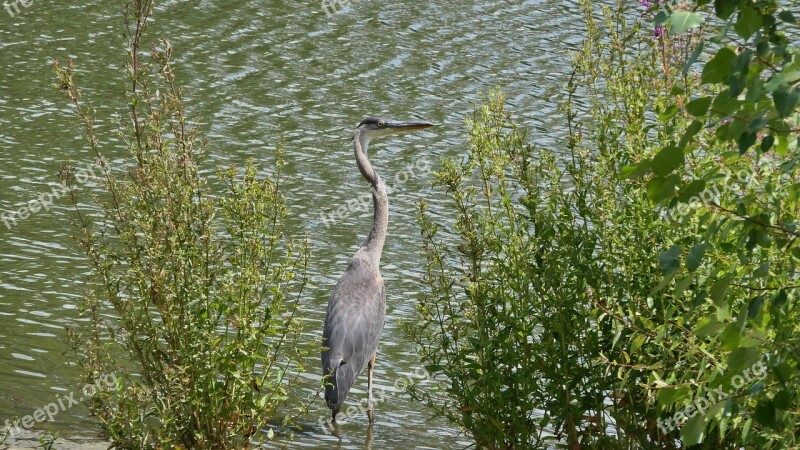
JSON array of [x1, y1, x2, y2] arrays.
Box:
[[639, 0, 654, 7], [654, 25, 666, 38]]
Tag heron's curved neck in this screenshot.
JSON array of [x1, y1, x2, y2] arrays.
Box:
[[354, 130, 387, 266]]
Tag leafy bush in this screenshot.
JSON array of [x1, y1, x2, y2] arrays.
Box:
[[626, 0, 800, 447], [412, 0, 799, 448], [54, 1, 310, 448]]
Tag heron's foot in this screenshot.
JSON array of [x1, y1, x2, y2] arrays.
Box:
[[332, 408, 340, 422], [367, 401, 374, 424]]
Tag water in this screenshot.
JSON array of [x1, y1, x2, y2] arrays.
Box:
[[0, 0, 595, 447]]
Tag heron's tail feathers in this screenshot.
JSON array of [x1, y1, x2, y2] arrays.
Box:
[[324, 359, 348, 411]]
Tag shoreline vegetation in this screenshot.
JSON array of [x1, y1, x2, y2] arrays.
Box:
[[413, 0, 799, 447], [47, 0, 312, 448], [2, 0, 797, 448]]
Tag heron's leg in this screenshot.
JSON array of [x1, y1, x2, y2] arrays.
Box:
[[365, 421, 374, 447], [367, 352, 377, 423]]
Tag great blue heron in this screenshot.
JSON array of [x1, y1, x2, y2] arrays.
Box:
[[322, 117, 433, 423]]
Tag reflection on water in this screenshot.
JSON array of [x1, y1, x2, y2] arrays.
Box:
[[0, 0, 594, 447]]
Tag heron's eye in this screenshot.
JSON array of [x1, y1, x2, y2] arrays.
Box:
[[377, 121, 386, 128]]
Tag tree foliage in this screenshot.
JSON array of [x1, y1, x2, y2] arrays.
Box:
[[634, 0, 800, 445], [53, 1, 310, 448], [412, 0, 799, 448]]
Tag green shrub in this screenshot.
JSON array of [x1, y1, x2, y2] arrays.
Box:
[[413, 85, 682, 447], [623, 0, 800, 446], [412, 0, 799, 448], [54, 1, 310, 448]]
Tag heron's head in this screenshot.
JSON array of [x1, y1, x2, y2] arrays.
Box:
[[356, 117, 434, 141]]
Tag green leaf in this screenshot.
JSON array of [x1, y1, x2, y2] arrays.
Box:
[[710, 277, 731, 307], [679, 120, 703, 148], [630, 335, 646, 353], [716, 116, 745, 141], [621, 159, 652, 179], [424, 363, 444, 374], [658, 104, 681, 121], [756, 40, 770, 56], [678, 179, 706, 202], [652, 146, 684, 176], [775, 134, 790, 155], [734, 6, 763, 39], [738, 131, 757, 154], [754, 400, 777, 428], [686, 243, 708, 271], [714, 0, 738, 20], [748, 227, 772, 248], [742, 417, 753, 440], [658, 245, 682, 276], [778, 10, 796, 23], [695, 316, 724, 337], [729, 50, 752, 97], [654, 10, 669, 25], [712, 90, 740, 115], [748, 295, 765, 318], [727, 347, 761, 371], [693, 287, 708, 308], [674, 275, 693, 297], [784, 64, 800, 85], [764, 73, 786, 93], [745, 76, 763, 103], [720, 322, 741, 350], [702, 47, 736, 84], [657, 386, 691, 405], [747, 113, 768, 132], [681, 414, 706, 446], [773, 87, 799, 118], [774, 390, 792, 410], [669, 11, 704, 34], [775, 361, 794, 383], [687, 97, 712, 116], [760, 135, 775, 152], [647, 174, 679, 202]]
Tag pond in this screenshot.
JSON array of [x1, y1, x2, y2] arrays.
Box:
[[0, 0, 602, 447]]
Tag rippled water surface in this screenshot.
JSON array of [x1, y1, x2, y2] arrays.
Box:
[[1, 0, 600, 447]]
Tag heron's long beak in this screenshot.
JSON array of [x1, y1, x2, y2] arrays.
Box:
[[385, 121, 434, 133]]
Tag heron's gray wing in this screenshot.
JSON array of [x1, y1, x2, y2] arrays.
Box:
[[321, 257, 386, 411]]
